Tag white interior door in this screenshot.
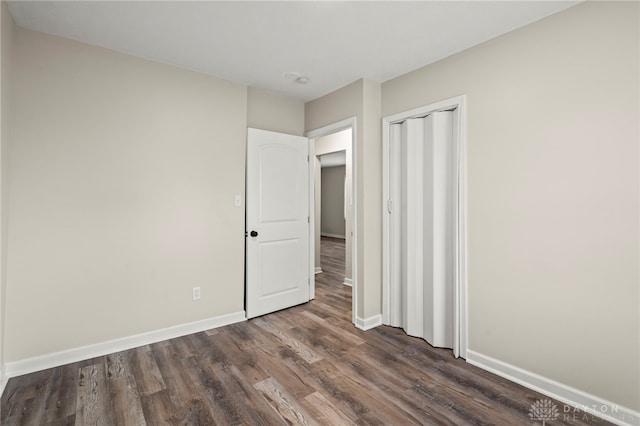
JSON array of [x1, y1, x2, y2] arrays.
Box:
[[246, 128, 310, 319]]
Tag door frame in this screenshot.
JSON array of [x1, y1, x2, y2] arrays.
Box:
[[306, 117, 357, 325], [382, 96, 468, 358]]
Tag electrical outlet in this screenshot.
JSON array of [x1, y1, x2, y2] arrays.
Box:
[[192, 287, 201, 301]]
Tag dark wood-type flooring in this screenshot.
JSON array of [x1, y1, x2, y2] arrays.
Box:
[[1, 236, 612, 425]]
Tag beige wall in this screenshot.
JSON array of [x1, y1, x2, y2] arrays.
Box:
[[247, 87, 305, 136], [321, 165, 345, 237], [305, 79, 382, 320], [6, 28, 248, 362], [0, 0, 14, 381], [383, 1, 639, 411], [361, 80, 382, 318]]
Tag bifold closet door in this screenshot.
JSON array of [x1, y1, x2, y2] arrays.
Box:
[[388, 123, 403, 328], [424, 111, 454, 349], [389, 112, 454, 349]]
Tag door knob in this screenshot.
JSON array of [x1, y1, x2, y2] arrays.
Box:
[[250, 230, 258, 237]]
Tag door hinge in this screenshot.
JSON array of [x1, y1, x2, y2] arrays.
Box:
[[307, 216, 310, 223], [307, 155, 309, 162], [387, 199, 393, 213]]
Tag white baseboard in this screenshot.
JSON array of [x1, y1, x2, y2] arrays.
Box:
[[0, 365, 6, 399], [355, 314, 382, 331], [314, 267, 323, 274], [343, 278, 353, 287], [4, 311, 246, 381], [466, 350, 639, 426], [320, 232, 346, 239]]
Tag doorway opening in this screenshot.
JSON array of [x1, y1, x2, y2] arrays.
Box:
[[307, 118, 357, 325], [382, 96, 468, 358], [318, 150, 348, 287]]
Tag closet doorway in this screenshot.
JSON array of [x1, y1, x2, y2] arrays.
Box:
[[382, 96, 468, 359]]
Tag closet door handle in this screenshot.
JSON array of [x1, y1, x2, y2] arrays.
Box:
[[250, 230, 258, 237]]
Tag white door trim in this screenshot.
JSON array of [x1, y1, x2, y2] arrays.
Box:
[[382, 96, 468, 358], [306, 117, 357, 325], [308, 137, 315, 300]]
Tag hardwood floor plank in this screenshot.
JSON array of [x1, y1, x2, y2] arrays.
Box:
[[300, 309, 365, 345], [45, 414, 76, 426], [150, 343, 200, 422], [215, 364, 289, 426], [170, 334, 200, 359], [253, 377, 318, 426], [139, 389, 182, 426], [177, 357, 227, 425], [42, 363, 78, 423], [252, 317, 323, 364], [238, 336, 317, 400], [300, 391, 357, 426], [185, 354, 256, 425], [368, 326, 543, 423], [128, 345, 165, 396], [206, 330, 270, 384], [105, 351, 127, 379], [204, 328, 219, 336], [1, 369, 51, 424], [311, 358, 425, 426], [239, 323, 382, 425], [336, 347, 459, 425], [105, 349, 148, 425], [304, 298, 349, 320], [109, 376, 146, 426], [75, 363, 113, 426]]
